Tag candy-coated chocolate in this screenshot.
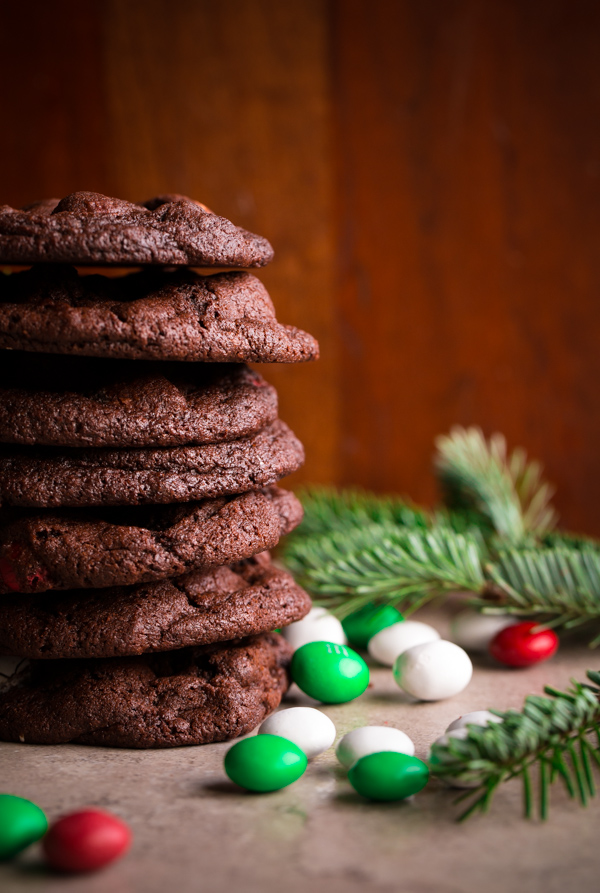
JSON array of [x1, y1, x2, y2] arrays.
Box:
[[0, 794, 48, 860], [336, 726, 414, 768], [429, 729, 482, 789], [348, 751, 429, 801], [259, 707, 336, 759], [489, 621, 558, 668], [368, 620, 440, 666], [291, 641, 369, 703], [446, 710, 502, 733], [224, 734, 307, 791], [341, 603, 404, 650], [282, 607, 346, 651], [433, 728, 469, 748], [42, 808, 131, 873], [393, 640, 472, 701], [451, 610, 516, 652]]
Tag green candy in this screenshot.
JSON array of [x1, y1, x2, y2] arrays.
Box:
[[0, 794, 48, 860], [291, 641, 369, 703], [224, 734, 307, 792], [348, 751, 429, 801], [342, 603, 404, 649]]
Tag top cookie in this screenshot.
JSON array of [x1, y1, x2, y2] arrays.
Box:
[[0, 192, 274, 267]]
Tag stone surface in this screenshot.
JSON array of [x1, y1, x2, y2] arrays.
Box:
[[1, 605, 598, 891]]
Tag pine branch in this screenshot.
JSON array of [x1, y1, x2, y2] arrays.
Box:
[[543, 531, 600, 551], [284, 522, 486, 618], [285, 489, 600, 642], [429, 671, 600, 820], [287, 486, 430, 542], [283, 428, 598, 637], [434, 426, 557, 543], [481, 546, 600, 643]]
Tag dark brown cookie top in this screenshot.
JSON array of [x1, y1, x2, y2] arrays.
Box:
[[0, 265, 318, 363], [0, 486, 302, 594], [0, 192, 274, 267], [0, 552, 311, 660], [0, 353, 277, 447], [0, 631, 291, 748], [0, 420, 304, 508]]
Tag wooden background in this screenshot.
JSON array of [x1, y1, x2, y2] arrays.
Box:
[[1, 0, 599, 535]]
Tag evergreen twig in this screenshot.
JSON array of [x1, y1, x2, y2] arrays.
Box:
[[288, 486, 430, 541], [481, 546, 600, 643], [434, 426, 557, 542], [285, 509, 600, 642], [285, 523, 486, 618], [429, 671, 600, 820], [283, 429, 600, 639]]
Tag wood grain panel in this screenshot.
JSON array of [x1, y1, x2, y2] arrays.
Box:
[[0, 0, 107, 202], [332, 0, 600, 535], [102, 0, 338, 487], [1, 0, 599, 535], [0, 0, 337, 488]]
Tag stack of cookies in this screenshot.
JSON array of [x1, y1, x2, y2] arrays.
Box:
[[0, 192, 317, 748]]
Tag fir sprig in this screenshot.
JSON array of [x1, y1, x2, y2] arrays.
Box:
[[434, 426, 557, 542], [284, 502, 600, 644], [285, 518, 600, 642], [429, 671, 600, 820], [286, 523, 486, 618], [483, 546, 600, 643], [284, 429, 600, 638], [288, 486, 430, 541]]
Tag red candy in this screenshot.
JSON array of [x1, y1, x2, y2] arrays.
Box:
[[0, 541, 49, 593], [489, 621, 558, 668], [42, 808, 131, 873], [0, 557, 21, 591]]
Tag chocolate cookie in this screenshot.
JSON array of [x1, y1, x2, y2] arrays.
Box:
[[0, 632, 291, 747], [0, 486, 302, 593], [0, 265, 318, 363], [0, 420, 304, 508], [0, 354, 277, 447], [0, 192, 273, 267], [0, 552, 311, 659]]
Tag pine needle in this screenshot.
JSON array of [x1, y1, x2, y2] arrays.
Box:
[[287, 486, 430, 543], [434, 426, 557, 543], [284, 522, 486, 618], [482, 545, 600, 634], [283, 430, 600, 640], [429, 673, 600, 820]]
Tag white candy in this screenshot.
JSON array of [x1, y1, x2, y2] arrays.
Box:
[[393, 640, 473, 701], [282, 607, 347, 651], [258, 707, 336, 759], [446, 710, 502, 733], [367, 620, 440, 666], [427, 728, 468, 763], [336, 725, 415, 768], [451, 610, 516, 652], [430, 728, 479, 789], [432, 728, 469, 749]]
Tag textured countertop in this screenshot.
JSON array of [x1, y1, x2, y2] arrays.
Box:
[[2, 607, 600, 893]]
